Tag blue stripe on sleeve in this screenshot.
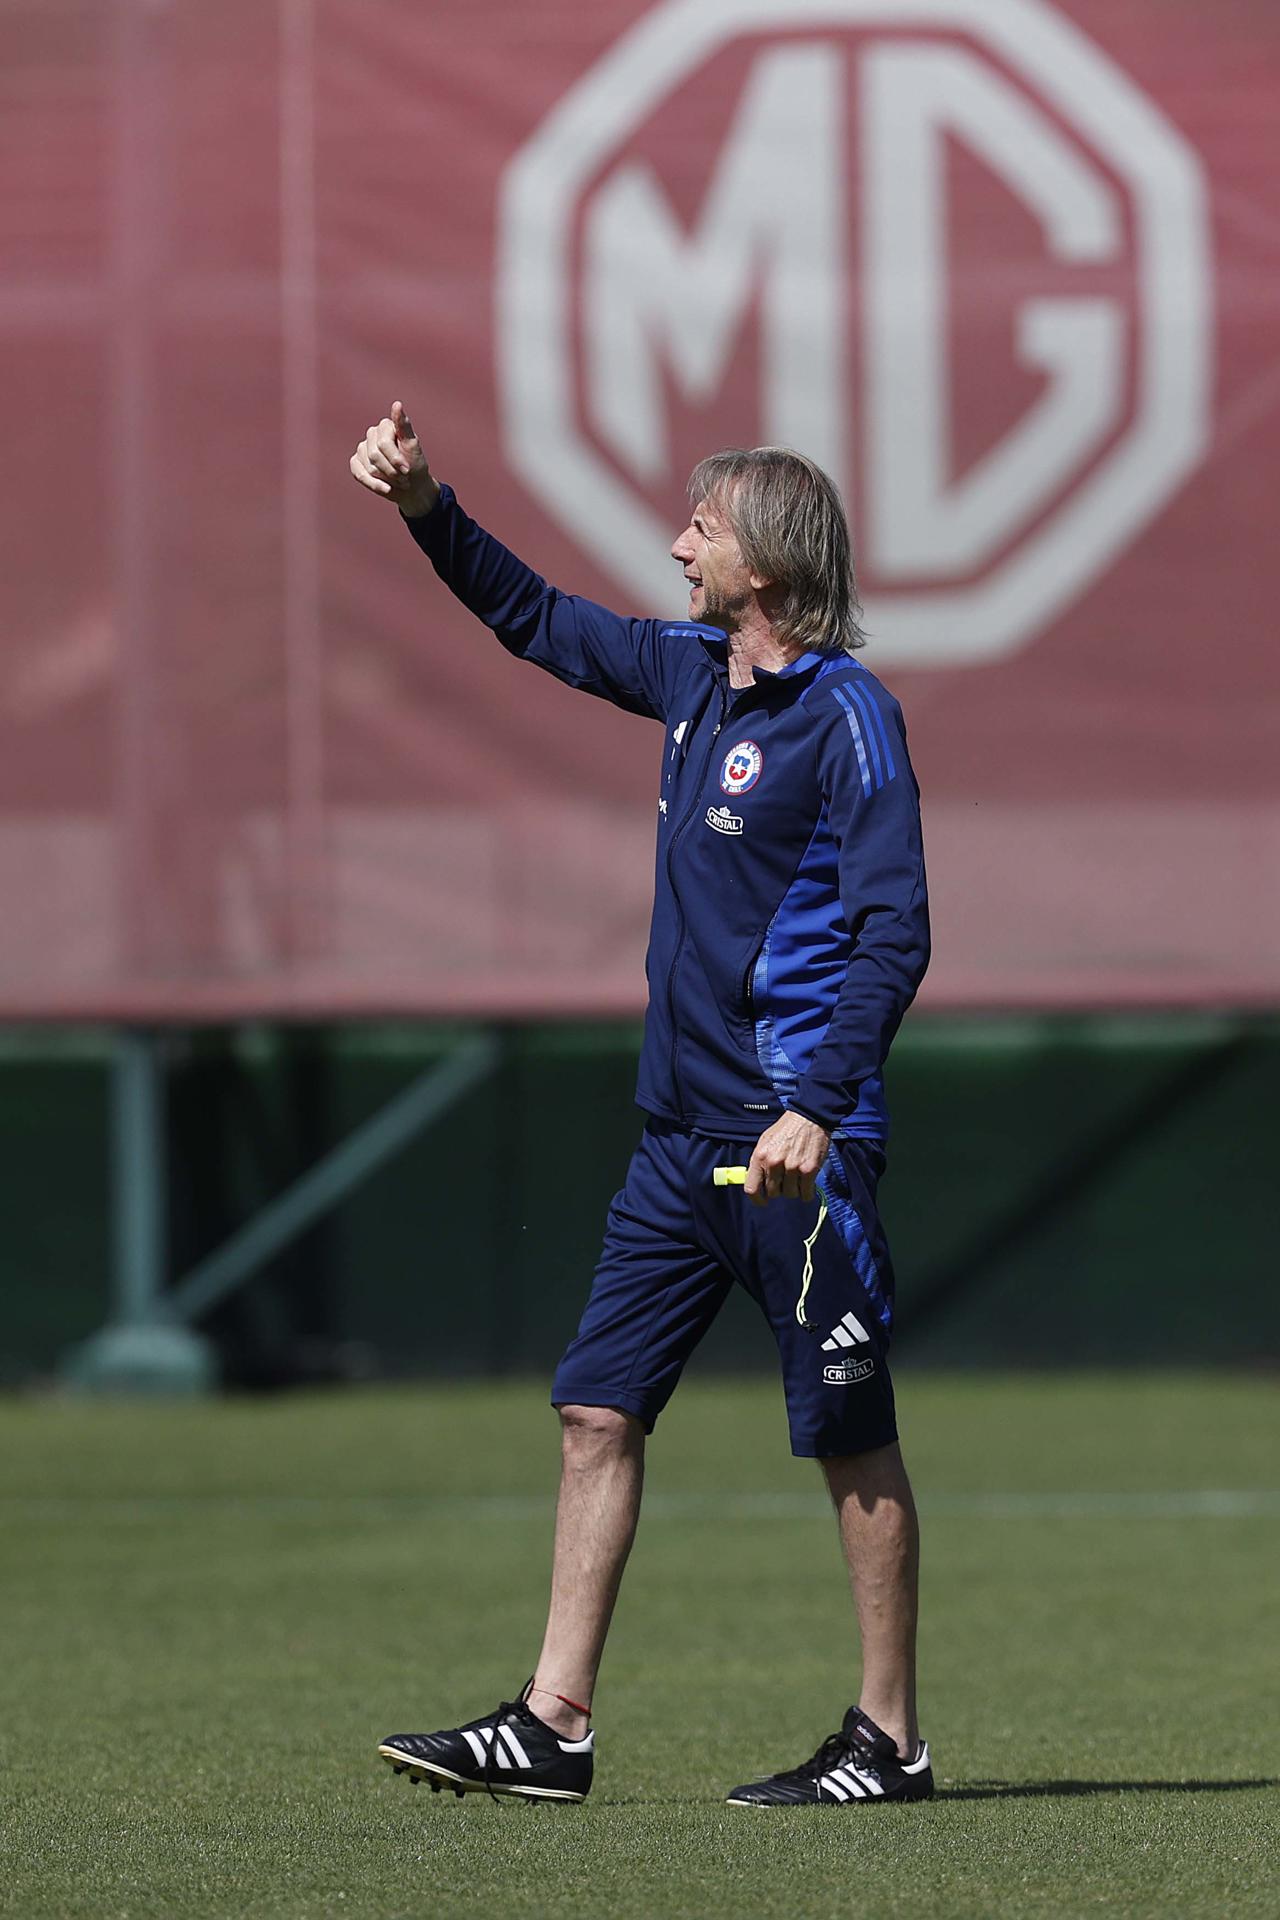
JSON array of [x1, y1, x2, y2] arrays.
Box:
[[847, 681, 896, 786], [844, 684, 885, 788], [831, 685, 873, 797]]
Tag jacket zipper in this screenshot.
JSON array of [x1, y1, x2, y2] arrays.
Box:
[[663, 679, 728, 1119]]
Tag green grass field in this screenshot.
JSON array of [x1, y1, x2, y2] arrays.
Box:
[[1, 1374, 1276, 1919]]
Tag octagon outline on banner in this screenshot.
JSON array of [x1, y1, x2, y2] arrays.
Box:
[[496, 0, 1213, 668]]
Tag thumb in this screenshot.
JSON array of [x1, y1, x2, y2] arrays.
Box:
[[391, 399, 418, 446]]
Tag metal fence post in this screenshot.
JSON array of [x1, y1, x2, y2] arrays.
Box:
[[60, 1029, 218, 1394]]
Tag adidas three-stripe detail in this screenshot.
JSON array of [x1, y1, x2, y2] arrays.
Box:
[[821, 1310, 870, 1351]]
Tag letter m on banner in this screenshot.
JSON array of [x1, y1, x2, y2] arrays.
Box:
[[584, 45, 846, 490]]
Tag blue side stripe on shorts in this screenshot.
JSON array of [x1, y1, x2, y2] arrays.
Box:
[[818, 1171, 893, 1332]]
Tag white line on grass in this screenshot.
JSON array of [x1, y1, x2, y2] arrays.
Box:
[[2, 1490, 1278, 1520], [657, 1490, 1280, 1519]]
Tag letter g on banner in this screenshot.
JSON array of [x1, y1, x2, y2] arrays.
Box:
[[496, 0, 1212, 669]]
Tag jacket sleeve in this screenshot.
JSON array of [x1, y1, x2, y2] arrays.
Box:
[[404, 485, 674, 722], [790, 680, 930, 1132]]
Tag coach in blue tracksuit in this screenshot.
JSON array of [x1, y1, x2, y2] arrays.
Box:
[[354, 404, 935, 1810]]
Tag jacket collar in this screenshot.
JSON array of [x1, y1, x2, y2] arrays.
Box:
[[695, 629, 827, 685]]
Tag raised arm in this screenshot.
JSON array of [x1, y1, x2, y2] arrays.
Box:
[[351, 403, 677, 722]]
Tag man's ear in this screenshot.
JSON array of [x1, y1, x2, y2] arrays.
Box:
[[749, 571, 776, 592]]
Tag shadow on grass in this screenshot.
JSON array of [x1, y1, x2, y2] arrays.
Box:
[[941, 1778, 1278, 1801], [598, 1779, 1279, 1812]]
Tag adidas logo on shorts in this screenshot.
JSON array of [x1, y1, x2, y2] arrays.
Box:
[[820, 1310, 870, 1351], [820, 1311, 874, 1385]]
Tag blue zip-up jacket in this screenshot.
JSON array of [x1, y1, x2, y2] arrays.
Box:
[[408, 487, 929, 1141]]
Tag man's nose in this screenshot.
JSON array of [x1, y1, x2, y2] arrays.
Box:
[[671, 528, 693, 561]]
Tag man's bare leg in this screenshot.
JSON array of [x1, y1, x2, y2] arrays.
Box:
[[526, 1404, 645, 1740], [822, 1440, 920, 1758]]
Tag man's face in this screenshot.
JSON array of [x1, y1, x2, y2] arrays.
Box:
[[670, 496, 755, 629]]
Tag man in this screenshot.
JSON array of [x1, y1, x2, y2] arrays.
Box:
[[351, 403, 931, 1810]]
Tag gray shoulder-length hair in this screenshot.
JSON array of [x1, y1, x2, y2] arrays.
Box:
[[687, 446, 866, 653]]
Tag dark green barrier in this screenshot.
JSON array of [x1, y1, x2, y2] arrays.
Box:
[[0, 1016, 1276, 1384]]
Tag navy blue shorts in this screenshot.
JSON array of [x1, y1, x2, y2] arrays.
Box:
[[551, 1120, 898, 1459]]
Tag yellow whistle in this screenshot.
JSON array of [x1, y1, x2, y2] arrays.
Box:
[[713, 1166, 750, 1186]]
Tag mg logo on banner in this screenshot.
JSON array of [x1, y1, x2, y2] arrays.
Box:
[[497, 0, 1212, 667]]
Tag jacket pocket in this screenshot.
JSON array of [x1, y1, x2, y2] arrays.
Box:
[[739, 942, 766, 1023]]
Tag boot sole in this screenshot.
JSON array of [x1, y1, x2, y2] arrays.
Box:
[[726, 1783, 934, 1807], [377, 1745, 587, 1802]]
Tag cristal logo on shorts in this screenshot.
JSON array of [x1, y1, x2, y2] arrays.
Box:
[[824, 1356, 876, 1387]]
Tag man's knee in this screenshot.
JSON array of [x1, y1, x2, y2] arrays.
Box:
[[556, 1402, 644, 1458], [822, 1440, 915, 1507]]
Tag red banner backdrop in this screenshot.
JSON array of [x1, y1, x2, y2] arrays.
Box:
[[1, 0, 1277, 1017]]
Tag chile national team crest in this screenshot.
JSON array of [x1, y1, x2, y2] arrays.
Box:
[[720, 740, 763, 796]]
